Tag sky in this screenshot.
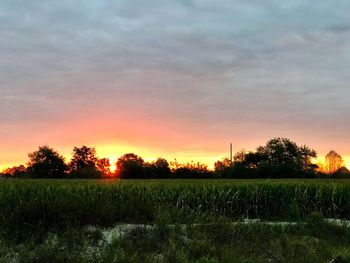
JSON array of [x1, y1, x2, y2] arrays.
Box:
[[1, 0, 350, 170]]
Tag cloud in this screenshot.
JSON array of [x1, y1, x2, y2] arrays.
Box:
[[0, 0, 350, 163]]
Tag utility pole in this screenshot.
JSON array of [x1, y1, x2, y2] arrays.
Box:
[[230, 143, 233, 164]]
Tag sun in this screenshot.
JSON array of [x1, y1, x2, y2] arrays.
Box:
[[108, 157, 117, 173], [110, 163, 117, 173]]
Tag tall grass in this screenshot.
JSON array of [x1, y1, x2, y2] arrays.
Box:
[[0, 179, 350, 233]]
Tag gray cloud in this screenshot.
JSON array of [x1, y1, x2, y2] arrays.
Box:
[[1, 0, 350, 161]]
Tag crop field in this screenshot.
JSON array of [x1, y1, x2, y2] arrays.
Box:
[[1, 179, 350, 228], [1, 179, 350, 262]]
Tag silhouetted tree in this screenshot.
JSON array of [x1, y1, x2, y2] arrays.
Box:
[[144, 158, 171, 178], [116, 153, 144, 178], [234, 150, 246, 163], [2, 165, 27, 177], [214, 158, 234, 177], [70, 146, 98, 170], [96, 158, 111, 176], [172, 161, 213, 178], [214, 154, 257, 178], [331, 166, 350, 178], [255, 138, 317, 177], [27, 146, 68, 178], [215, 138, 317, 178], [69, 146, 101, 178], [244, 152, 266, 169]]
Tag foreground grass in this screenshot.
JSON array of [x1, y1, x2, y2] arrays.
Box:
[[0, 215, 350, 263]]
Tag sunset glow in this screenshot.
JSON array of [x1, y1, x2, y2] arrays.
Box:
[[1, 1, 350, 173], [108, 158, 117, 173], [1, 146, 350, 173], [342, 156, 350, 170]]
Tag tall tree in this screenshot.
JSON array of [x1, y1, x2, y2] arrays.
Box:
[[144, 158, 171, 178], [70, 146, 98, 170], [116, 153, 144, 178], [69, 146, 100, 177], [255, 138, 317, 176], [27, 146, 67, 178], [323, 150, 344, 175]]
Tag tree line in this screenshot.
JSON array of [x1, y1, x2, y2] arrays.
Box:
[[215, 138, 349, 178], [1, 138, 349, 179]]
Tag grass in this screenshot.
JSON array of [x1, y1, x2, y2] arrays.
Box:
[[1, 179, 350, 262], [0, 215, 350, 262], [1, 179, 350, 229]]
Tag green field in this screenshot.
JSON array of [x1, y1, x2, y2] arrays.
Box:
[[1, 179, 350, 262], [1, 179, 350, 227]]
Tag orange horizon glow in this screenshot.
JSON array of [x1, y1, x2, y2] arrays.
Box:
[[2, 144, 350, 173], [0, 143, 225, 172], [344, 157, 350, 170]]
